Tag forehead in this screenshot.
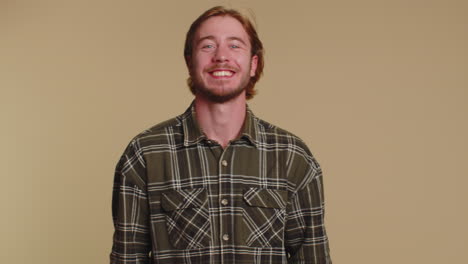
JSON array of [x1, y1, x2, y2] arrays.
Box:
[[195, 15, 250, 44]]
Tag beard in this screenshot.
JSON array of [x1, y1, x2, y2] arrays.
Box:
[[190, 65, 252, 103], [193, 80, 246, 103]]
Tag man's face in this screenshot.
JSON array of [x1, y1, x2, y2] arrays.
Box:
[[189, 15, 258, 103]]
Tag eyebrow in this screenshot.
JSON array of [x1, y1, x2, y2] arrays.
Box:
[[196, 35, 248, 46]]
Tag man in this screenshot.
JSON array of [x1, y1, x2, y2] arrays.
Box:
[[110, 6, 332, 264]]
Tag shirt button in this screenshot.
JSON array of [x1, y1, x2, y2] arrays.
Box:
[[222, 234, 230, 241], [221, 160, 228, 166], [221, 199, 229, 206]]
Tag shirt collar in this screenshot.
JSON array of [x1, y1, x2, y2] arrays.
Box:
[[180, 101, 259, 148]]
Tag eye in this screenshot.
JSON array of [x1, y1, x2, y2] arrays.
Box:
[[230, 44, 240, 49], [202, 44, 214, 49]]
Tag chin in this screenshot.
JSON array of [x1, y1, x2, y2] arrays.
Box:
[[195, 85, 246, 103]]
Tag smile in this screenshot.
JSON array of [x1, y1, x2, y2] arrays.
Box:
[[209, 70, 235, 78]]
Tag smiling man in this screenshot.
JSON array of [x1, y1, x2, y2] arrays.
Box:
[[110, 6, 332, 264]]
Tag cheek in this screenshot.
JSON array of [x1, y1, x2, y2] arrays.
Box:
[[191, 62, 205, 75], [191, 54, 208, 72]]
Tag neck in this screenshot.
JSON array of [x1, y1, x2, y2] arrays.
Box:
[[194, 94, 247, 148]]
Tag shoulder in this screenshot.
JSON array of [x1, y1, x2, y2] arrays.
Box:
[[255, 117, 320, 169], [255, 116, 323, 191], [125, 114, 184, 150]]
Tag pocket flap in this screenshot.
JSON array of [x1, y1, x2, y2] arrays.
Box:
[[244, 188, 288, 209], [161, 188, 207, 212]]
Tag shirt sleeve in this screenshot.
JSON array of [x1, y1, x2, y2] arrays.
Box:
[[285, 166, 332, 264], [110, 139, 152, 264]]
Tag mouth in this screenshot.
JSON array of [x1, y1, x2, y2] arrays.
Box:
[[208, 69, 235, 78]]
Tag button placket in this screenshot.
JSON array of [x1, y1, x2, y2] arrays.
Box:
[[218, 144, 232, 246]]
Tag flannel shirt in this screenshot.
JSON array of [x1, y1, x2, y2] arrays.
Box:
[[110, 102, 332, 264]]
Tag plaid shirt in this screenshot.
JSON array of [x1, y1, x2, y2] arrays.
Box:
[[110, 103, 332, 264]]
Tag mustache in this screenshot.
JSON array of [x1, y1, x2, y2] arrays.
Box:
[[205, 64, 238, 72]]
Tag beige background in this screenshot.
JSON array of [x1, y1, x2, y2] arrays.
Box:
[[1, 0, 467, 263]]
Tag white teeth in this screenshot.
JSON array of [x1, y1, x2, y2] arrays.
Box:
[[212, 71, 233, 77]]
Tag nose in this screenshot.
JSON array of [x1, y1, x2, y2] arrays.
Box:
[[213, 45, 229, 63]]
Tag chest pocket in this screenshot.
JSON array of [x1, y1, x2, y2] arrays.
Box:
[[161, 188, 211, 249], [243, 188, 288, 248]]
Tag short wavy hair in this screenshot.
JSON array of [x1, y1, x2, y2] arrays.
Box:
[[184, 6, 264, 100]]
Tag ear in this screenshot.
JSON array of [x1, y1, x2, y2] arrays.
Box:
[[250, 55, 258, 77]]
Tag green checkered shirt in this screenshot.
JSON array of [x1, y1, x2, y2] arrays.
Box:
[[110, 103, 332, 264]]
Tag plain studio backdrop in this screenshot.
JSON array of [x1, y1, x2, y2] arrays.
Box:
[[1, 0, 467, 263]]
